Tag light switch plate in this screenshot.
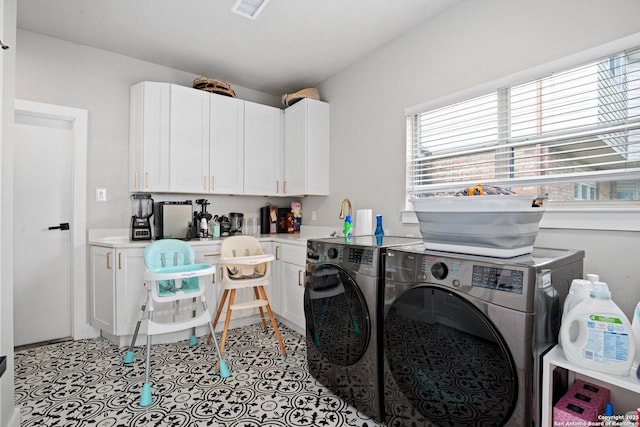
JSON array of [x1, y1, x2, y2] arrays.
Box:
[[96, 188, 107, 202]]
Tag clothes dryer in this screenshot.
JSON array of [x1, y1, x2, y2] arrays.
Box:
[[383, 246, 584, 426]]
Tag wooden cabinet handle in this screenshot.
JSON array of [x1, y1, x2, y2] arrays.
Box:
[[107, 252, 112, 269]]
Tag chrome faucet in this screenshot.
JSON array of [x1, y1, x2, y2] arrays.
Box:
[[339, 198, 352, 219]]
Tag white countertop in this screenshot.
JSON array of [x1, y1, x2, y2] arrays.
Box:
[[88, 226, 338, 248]]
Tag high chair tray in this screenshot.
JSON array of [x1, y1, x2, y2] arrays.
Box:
[[220, 254, 274, 265], [144, 263, 215, 280]]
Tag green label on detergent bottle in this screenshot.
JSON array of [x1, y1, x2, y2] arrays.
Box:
[[589, 314, 623, 324]]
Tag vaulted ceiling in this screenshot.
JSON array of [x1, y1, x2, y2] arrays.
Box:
[[17, 0, 458, 95]]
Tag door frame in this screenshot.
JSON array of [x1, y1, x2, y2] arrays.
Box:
[[14, 99, 97, 341]]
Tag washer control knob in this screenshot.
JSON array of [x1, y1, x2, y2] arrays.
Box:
[[431, 262, 449, 280], [452, 279, 460, 288], [327, 247, 339, 259]]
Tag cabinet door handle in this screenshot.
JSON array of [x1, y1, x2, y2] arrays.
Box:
[[144, 172, 149, 189], [276, 180, 279, 193], [134, 172, 140, 190], [203, 176, 208, 191], [118, 252, 122, 270], [211, 176, 215, 192], [275, 245, 280, 260], [106, 252, 112, 269], [298, 270, 305, 287], [204, 253, 221, 257], [283, 180, 287, 194]]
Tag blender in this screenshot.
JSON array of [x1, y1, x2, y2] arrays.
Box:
[[131, 194, 154, 240]]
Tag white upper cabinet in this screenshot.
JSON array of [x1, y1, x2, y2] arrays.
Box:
[[244, 101, 283, 196], [169, 84, 211, 193], [129, 81, 171, 192], [209, 94, 244, 194], [130, 82, 329, 196], [283, 99, 330, 196]]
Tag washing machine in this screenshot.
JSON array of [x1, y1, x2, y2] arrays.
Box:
[[305, 235, 422, 423], [383, 246, 584, 427]]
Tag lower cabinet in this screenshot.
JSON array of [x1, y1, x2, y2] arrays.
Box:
[[89, 246, 145, 337], [89, 245, 116, 334], [276, 243, 306, 335]]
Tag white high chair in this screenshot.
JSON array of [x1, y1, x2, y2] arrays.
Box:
[[209, 235, 286, 356], [123, 239, 230, 407]]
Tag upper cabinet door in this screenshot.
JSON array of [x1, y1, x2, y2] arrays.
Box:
[[169, 84, 210, 193], [283, 99, 330, 196], [209, 94, 245, 194], [244, 101, 283, 196], [129, 82, 170, 192]]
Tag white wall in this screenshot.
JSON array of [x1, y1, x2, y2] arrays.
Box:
[[307, 0, 640, 316]]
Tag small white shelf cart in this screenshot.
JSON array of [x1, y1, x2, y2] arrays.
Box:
[[542, 345, 640, 426]]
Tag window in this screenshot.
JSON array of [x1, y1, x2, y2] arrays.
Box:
[[406, 46, 640, 203]]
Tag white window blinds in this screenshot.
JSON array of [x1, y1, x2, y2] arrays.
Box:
[[407, 46, 640, 201]]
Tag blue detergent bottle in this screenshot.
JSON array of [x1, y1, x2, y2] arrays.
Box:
[[375, 215, 384, 245], [343, 215, 353, 242]]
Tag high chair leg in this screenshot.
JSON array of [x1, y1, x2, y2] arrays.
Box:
[[202, 299, 231, 378], [213, 289, 229, 329], [258, 286, 287, 356], [254, 287, 268, 331], [124, 293, 149, 364], [220, 289, 236, 355], [208, 289, 229, 344], [140, 311, 154, 407]]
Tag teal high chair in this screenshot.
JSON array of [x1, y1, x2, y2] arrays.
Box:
[[123, 239, 230, 407]]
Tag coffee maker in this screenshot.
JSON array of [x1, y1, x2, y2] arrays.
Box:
[[131, 194, 153, 240], [230, 212, 244, 235]]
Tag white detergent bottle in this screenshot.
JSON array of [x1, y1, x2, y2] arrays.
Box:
[[559, 279, 592, 348], [560, 284, 635, 376], [631, 300, 640, 378]]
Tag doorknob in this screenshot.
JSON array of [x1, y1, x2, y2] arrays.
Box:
[[48, 222, 70, 231]]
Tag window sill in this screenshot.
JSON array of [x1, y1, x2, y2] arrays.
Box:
[[401, 208, 640, 232]]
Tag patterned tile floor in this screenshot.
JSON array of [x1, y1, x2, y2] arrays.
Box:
[[15, 323, 382, 427]]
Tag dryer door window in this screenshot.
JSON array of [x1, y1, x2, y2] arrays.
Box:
[[304, 264, 370, 366], [384, 286, 518, 426]]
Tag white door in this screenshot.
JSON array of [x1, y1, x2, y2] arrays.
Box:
[[13, 115, 73, 346]]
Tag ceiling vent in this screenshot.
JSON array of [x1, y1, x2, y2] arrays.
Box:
[[231, 0, 271, 20]]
